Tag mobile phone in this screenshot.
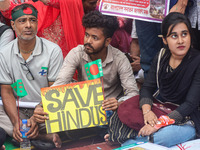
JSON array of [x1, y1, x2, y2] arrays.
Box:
[[125, 53, 134, 63]]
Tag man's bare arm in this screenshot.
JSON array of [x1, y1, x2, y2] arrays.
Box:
[[1, 84, 18, 125], [170, 0, 188, 14], [1, 84, 22, 141]]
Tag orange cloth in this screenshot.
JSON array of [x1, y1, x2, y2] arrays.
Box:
[[154, 115, 175, 129]]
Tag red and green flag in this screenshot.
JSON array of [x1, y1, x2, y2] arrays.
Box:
[[84, 59, 103, 80], [11, 79, 27, 98]]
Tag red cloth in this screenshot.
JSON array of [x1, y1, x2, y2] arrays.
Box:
[[110, 28, 132, 53], [60, 0, 84, 55]]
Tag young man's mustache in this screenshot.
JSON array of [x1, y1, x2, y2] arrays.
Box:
[[84, 43, 94, 50]]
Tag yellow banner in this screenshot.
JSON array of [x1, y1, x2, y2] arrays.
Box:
[[41, 78, 107, 133]]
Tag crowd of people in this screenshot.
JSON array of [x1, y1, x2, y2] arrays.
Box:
[[0, 0, 200, 150]]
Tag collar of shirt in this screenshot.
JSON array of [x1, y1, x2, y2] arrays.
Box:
[[13, 36, 42, 57]]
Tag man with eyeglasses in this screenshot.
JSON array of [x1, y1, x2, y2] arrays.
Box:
[[0, 3, 63, 149]]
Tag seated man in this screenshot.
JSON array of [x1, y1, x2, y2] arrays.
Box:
[[0, 3, 63, 149], [34, 11, 138, 137], [54, 10, 138, 104]]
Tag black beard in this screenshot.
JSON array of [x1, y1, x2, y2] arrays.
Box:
[[84, 39, 106, 55]]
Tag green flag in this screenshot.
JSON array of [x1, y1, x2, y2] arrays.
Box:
[[84, 59, 103, 80], [11, 79, 28, 98]]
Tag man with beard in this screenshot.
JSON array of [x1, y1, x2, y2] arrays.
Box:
[[34, 11, 138, 125], [53, 10, 138, 113], [0, 3, 63, 149]]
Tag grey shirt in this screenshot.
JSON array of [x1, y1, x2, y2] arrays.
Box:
[[53, 45, 138, 101], [0, 22, 14, 49], [0, 36, 63, 107]]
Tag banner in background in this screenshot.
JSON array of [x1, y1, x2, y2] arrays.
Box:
[[99, 0, 170, 23]]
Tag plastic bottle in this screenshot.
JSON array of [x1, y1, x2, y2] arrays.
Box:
[[20, 119, 31, 150]]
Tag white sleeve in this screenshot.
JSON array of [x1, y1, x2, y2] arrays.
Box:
[[0, 52, 12, 84], [131, 20, 138, 39], [0, 29, 14, 48]]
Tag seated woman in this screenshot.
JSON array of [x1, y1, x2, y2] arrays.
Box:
[[106, 12, 200, 148]]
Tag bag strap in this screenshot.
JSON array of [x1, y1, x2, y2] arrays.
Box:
[[153, 48, 166, 97], [0, 24, 11, 37]]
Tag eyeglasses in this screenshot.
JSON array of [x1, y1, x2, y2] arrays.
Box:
[[20, 62, 34, 80]]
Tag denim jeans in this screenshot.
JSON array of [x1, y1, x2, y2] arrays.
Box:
[[122, 124, 196, 148], [135, 20, 163, 77]]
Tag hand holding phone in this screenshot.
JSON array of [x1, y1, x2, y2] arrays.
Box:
[[125, 53, 134, 63]]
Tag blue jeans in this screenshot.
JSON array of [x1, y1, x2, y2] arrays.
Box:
[[122, 124, 196, 148], [135, 20, 162, 77]]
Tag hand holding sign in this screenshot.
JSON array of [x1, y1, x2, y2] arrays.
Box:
[[41, 79, 107, 133], [34, 106, 49, 123], [102, 97, 118, 111]]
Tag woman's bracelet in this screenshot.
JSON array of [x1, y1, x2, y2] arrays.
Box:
[[143, 109, 151, 115]]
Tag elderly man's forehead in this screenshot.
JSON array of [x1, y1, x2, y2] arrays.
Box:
[[16, 15, 37, 20]]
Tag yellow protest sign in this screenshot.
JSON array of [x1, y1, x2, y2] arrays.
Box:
[[41, 78, 107, 133]]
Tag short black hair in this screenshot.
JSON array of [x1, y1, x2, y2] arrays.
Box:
[[82, 10, 119, 38], [12, 3, 38, 15]]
